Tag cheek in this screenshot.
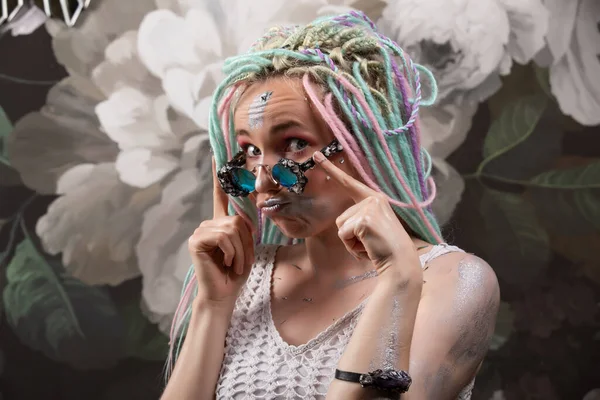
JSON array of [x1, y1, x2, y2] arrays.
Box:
[[306, 173, 353, 211]]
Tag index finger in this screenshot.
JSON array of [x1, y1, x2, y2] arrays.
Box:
[[212, 157, 229, 218], [312, 151, 376, 202]]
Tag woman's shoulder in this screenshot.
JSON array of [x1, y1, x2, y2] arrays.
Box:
[[422, 248, 499, 308]]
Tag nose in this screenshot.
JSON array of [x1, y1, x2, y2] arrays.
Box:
[[254, 164, 280, 193]]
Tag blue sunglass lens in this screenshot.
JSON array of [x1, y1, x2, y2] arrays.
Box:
[[232, 168, 256, 193], [272, 164, 298, 188]]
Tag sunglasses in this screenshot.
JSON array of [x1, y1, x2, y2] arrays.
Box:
[[217, 139, 343, 197]]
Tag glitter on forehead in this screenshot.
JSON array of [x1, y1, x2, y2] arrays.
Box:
[[248, 90, 273, 130]]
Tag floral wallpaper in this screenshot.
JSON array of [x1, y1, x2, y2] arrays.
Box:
[[0, 0, 599, 399]]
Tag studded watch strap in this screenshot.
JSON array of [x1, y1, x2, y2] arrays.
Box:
[[334, 369, 364, 383]]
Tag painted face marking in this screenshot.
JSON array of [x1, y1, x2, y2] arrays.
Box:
[[248, 90, 273, 130]]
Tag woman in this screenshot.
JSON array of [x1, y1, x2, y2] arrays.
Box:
[[161, 11, 500, 400]]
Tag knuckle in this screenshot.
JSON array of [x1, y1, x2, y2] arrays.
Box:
[[187, 235, 199, 250], [230, 215, 245, 230], [356, 214, 371, 228], [215, 231, 227, 243], [367, 194, 387, 209]]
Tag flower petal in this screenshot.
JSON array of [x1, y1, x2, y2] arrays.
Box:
[[550, 0, 600, 126], [115, 148, 180, 188], [542, 0, 578, 62], [46, 0, 156, 77], [419, 94, 478, 160], [498, 0, 549, 64], [7, 78, 118, 194], [430, 159, 465, 226], [162, 68, 197, 119], [180, 134, 211, 170], [418, 95, 474, 225], [91, 31, 162, 97], [138, 161, 213, 333], [378, 0, 510, 100], [96, 90, 178, 151], [36, 163, 162, 285], [137, 9, 222, 79]]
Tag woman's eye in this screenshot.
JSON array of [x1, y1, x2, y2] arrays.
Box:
[[286, 138, 309, 153], [244, 144, 261, 157]]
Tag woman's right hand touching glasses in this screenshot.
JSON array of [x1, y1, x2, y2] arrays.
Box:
[[187, 158, 255, 309]]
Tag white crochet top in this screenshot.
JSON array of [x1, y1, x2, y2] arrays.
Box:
[[215, 244, 476, 399]]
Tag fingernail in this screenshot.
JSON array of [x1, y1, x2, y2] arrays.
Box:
[[313, 151, 325, 163]]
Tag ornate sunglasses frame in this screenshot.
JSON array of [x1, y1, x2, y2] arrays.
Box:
[[217, 140, 343, 197]]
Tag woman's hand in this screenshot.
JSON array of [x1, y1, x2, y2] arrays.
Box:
[[187, 159, 255, 308], [313, 151, 422, 285]]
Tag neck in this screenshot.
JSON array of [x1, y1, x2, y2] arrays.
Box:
[[299, 224, 431, 280]]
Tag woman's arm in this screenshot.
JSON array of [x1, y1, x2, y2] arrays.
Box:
[[327, 253, 499, 400], [160, 298, 234, 400], [326, 268, 422, 400], [404, 254, 499, 399]]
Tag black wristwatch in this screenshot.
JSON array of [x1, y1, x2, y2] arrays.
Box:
[[335, 368, 412, 393]]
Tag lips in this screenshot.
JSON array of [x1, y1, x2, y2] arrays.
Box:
[[258, 197, 290, 217], [259, 197, 289, 208]]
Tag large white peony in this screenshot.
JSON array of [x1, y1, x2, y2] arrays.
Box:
[[7, 0, 470, 332], [377, 0, 549, 221], [378, 0, 549, 101], [537, 0, 600, 126]]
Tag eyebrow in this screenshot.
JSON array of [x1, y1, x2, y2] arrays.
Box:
[[235, 120, 304, 136]]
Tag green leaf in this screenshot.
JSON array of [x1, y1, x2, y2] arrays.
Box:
[[0, 106, 12, 165], [120, 301, 169, 361], [531, 162, 600, 189], [478, 94, 557, 180], [489, 301, 515, 351], [0, 106, 22, 185], [480, 189, 550, 285], [482, 94, 547, 159], [533, 65, 552, 99], [2, 223, 126, 369], [530, 161, 600, 234]]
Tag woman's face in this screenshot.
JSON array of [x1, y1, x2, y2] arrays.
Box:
[[232, 77, 359, 239]]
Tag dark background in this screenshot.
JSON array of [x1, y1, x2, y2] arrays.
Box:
[[1, 25, 600, 400]]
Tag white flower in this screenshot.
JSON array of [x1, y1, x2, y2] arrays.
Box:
[[539, 0, 600, 126], [378, 0, 549, 101]]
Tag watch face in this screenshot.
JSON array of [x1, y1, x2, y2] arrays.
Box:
[[359, 374, 373, 386], [363, 368, 412, 392]]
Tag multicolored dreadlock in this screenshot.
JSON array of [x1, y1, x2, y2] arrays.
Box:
[[165, 10, 442, 379]]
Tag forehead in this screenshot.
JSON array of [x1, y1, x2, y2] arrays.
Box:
[[233, 78, 311, 126]]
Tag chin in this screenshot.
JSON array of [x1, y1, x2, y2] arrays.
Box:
[[271, 214, 338, 240], [270, 216, 317, 239]]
